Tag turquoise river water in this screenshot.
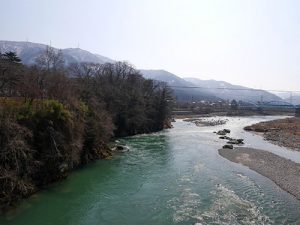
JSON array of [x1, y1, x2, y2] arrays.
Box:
[[1, 116, 300, 225]]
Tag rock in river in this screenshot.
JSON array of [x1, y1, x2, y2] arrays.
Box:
[[222, 144, 234, 149], [227, 138, 244, 145], [216, 129, 231, 135], [112, 145, 130, 152]]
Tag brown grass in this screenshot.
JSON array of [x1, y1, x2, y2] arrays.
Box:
[[244, 117, 300, 150]]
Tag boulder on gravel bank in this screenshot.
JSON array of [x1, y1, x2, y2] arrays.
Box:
[[222, 144, 233, 149]]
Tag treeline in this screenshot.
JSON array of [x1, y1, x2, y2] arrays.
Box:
[[0, 47, 172, 211]]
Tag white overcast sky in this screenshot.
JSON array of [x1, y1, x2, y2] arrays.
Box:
[[1, 0, 300, 91]]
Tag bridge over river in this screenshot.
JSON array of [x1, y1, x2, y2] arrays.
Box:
[[238, 100, 300, 117]]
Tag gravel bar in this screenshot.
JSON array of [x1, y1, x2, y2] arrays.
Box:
[[219, 147, 300, 200]]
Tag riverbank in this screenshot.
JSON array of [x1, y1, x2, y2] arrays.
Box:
[[0, 60, 172, 213], [3, 116, 300, 224], [219, 147, 300, 200], [244, 117, 300, 151], [173, 110, 294, 119]]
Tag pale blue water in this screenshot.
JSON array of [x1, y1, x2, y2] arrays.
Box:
[[1, 116, 300, 225]]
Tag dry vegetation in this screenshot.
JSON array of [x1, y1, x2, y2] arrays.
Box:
[[244, 117, 300, 150], [0, 48, 172, 212]]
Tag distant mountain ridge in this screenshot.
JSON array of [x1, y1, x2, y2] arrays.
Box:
[[284, 95, 300, 105], [0, 40, 114, 65], [140, 70, 220, 101], [184, 77, 281, 102], [271, 92, 300, 104], [140, 70, 281, 102], [0, 40, 281, 102]]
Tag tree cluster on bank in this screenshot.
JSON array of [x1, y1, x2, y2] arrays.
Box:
[[0, 47, 172, 211]]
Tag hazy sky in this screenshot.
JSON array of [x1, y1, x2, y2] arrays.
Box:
[[1, 0, 300, 91]]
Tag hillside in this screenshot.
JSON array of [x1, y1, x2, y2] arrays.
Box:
[[287, 96, 300, 105], [0, 40, 114, 66], [185, 77, 281, 102], [0, 40, 281, 103], [140, 70, 220, 102], [1, 40, 219, 102], [272, 92, 300, 105]]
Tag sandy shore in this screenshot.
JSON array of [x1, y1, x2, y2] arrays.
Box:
[[219, 147, 300, 200]]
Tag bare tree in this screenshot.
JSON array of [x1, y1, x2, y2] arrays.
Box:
[[36, 46, 65, 71]]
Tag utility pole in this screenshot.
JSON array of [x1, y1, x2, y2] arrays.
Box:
[[26, 38, 29, 48], [260, 95, 263, 104]]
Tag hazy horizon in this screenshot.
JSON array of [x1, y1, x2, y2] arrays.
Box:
[[1, 0, 300, 91]]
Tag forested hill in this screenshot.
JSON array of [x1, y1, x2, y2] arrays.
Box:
[[1, 41, 280, 103], [0, 48, 172, 211], [0, 40, 114, 65]]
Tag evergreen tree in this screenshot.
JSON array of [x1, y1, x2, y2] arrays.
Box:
[[2, 51, 21, 63]]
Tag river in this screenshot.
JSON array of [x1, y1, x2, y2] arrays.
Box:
[[1, 116, 300, 225]]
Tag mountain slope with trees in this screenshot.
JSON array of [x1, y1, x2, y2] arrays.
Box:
[[0, 40, 281, 103], [0, 40, 114, 66]]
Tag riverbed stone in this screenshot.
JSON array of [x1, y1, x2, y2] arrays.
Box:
[[217, 129, 231, 135], [113, 145, 130, 152], [227, 138, 244, 145], [217, 130, 227, 135], [224, 129, 231, 133], [223, 144, 233, 149]]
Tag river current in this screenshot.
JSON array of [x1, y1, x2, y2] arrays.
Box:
[[1, 116, 300, 225]]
